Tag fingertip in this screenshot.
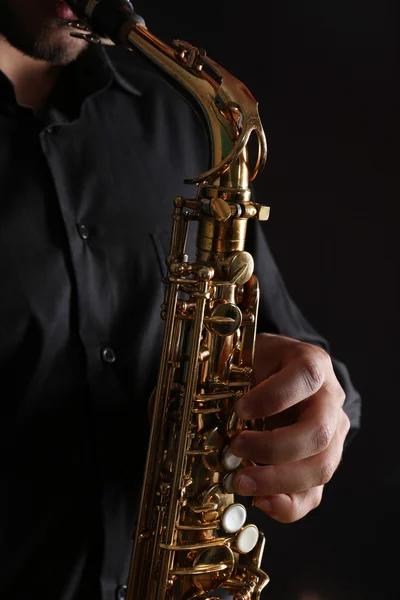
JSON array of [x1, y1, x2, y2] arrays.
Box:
[[234, 473, 257, 495], [234, 398, 252, 420], [255, 494, 293, 522]]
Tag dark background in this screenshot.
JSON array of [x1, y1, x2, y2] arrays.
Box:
[[139, 2, 399, 598]]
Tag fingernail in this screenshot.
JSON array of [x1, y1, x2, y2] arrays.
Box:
[[235, 474, 257, 495]]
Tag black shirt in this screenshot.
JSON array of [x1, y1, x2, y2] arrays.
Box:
[[0, 45, 361, 600]]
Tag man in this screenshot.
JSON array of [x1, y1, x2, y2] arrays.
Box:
[[0, 1, 361, 599]]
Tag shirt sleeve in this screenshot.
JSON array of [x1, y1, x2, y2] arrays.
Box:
[[246, 218, 362, 444]]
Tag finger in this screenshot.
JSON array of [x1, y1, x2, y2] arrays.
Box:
[[254, 486, 324, 523], [232, 414, 349, 496], [230, 391, 341, 464], [234, 353, 329, 420]]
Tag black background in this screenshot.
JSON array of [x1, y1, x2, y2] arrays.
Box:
[[138, 2, 398, 598]]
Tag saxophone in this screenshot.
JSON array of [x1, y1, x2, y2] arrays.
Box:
[[66, 3, 271, 598]]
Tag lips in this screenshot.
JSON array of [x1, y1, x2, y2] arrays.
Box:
[[55, 0, 79, 21]]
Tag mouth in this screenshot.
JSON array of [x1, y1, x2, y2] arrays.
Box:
[[55, 1, 79, 21]]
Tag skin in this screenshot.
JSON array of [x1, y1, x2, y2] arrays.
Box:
[[0, 0, 86, 111], [231, 333, 350, 522], [0, 2, 351, 524]]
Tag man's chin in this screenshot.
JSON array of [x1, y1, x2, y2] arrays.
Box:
[[0, 17, 88, 65], [30, 24, 88, 65]]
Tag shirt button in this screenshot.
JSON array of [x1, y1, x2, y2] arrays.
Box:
[[116, 585, 127, 600], [101, 347, 116, 364], [77, 223, 89, 240], [45, 126, 54, 134]]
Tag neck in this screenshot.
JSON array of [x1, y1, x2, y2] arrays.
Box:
[[0, 38, 61, 115]]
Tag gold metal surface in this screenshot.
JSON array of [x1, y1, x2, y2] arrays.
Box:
[[69, 3, 270, 598]]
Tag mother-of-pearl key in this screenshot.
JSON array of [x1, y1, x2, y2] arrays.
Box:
[[221, 503, 247, 534], [221, 446, 243, 471], [235, 524, 259, 554], [223, 472, 235, 494]]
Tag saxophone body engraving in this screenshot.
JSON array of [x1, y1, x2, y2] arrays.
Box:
[[66, 3, 271, 598]]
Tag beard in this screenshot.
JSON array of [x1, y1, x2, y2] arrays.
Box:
[[0, 0, 87, 65]]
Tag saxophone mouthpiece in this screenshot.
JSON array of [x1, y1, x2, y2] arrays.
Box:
[[65, 0, 146, 43]]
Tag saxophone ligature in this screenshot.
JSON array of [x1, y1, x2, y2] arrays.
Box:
[[66, 2, 271, 598]]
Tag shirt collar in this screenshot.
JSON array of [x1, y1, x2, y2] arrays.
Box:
[[0, 69, 19, 111], [100, 45, 142, 98]]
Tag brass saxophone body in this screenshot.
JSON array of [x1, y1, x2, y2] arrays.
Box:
[[67, 3, 271, 598]]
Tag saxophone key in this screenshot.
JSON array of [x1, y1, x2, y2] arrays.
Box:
[[221, 446, 243, 471], [221, 503, 247, 534], [222, 473, 235, 494], [204, 303, 242, 336], [234, 524, 259, 554]]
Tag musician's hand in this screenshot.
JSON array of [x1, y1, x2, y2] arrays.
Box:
[[230, 333, 350, 523]]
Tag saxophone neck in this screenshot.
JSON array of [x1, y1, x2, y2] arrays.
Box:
[[124, 24, 267, 188], [119, 22, 269, 258], [66, 1, 267, 189]]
